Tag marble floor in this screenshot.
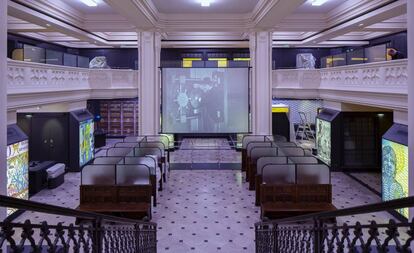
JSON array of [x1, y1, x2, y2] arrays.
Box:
[[11, 139, 402, 252], [171, 138, 240, 164], [349, 172, 382, 194], [13, 169, 399, 252]]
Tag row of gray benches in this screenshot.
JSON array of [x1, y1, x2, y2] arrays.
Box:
[[78, 135, 172, 220], [241, 135, 335, 219]]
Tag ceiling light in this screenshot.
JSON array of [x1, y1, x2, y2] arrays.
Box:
[[80, 0, 98, 7], [200, 0, 212, 7], [358, 23, 364, 27], [311, 0, 329, 6], [46, 23, 51, 27]]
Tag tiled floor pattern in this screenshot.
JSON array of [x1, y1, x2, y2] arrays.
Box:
[[153, 170, 257, 252], [349, 172, 382, 194], [13, 169, 403, 252], [11, 139, 403, 252], [171, 138, 240, 163]]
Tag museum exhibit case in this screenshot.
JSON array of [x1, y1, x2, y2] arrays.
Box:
[[316, 108, 341, 169], [382, 123, 408, 219], [69, 109, 95, 172], [6, 124, 29, 217]]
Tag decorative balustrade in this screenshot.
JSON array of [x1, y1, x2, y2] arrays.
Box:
[[0, 195, 157, 253], [273, 59, 408, 94], [7, 59, 139, 94], [255, 196, 414, 253], [320, 59, 408, 92], [273, 69, 321, 89]]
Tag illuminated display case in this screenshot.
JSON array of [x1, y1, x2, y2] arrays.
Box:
[[69, 110, 94, 172], [7, 124, 29, 217], [316, 108, 341, 169], [382, 124, 408, 219], [79, 119, 94, 167]]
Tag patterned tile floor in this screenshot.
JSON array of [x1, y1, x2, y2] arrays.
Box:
[[11, 139, 402, 252], [153, 170, 257, 252], [349, 172, 382, 194], [171, 138, 240, 164]]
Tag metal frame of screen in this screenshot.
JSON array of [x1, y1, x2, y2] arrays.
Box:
[[159, 67, 251, 134]]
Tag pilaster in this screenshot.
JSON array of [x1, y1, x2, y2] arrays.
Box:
[[407, 0, 414, 218], [1, 0, 7, 223], [249, 31, 272, 135], [137, 31, 161, 135]]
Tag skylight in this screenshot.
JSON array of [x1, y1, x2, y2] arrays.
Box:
[[80, 0, 98, 7], [311, 0, 329, 6]]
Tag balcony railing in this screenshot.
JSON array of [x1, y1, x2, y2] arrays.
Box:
[[7, 59, 139, 94], [273, 59, 408, 93], [255, 196, 414, 253], [319, 59, 407, 93], [0, 195, 157, 253]]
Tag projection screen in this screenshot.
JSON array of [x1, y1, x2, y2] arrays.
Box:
[[161, 68, 249, 133]]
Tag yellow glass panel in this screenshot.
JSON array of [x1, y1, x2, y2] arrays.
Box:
[[208, 58, 228, 67], [233, 58, 251, 61], [182, 58, 202, 68], [272, 107, 289, 113], [217, 60, 227, 67], [351, 57, 368, 61], [183, 60, 193, 68]]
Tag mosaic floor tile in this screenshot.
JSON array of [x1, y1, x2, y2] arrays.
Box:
[[10, 139, 403, 252]]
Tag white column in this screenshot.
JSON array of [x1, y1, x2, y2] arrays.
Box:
[[0, 0, 7, 222], [137, 31, 161, 135], [249, 31, 272, 135], [408, 0, 414, 218]]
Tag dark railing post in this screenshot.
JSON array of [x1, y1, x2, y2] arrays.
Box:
[[273, 223, 278, 253], [313, 218, 322, 253], [93, 218, 103, 253], [135, 224, 140, 252]]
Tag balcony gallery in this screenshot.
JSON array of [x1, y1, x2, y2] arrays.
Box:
[[0, 0, 412, 252]]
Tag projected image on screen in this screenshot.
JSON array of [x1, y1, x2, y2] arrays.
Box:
[[162, 68, 249, 133], [80, 119, 94, 167], [382, 139, 408, 218], [316, 118, 331, 166], [7, 140, 29, 216]]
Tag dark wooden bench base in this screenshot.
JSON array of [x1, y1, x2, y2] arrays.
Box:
[[78, 203, 151, 220], [79, 185, 152, 220], [261, 202, 336, 220], [260, 184, 335, 220]]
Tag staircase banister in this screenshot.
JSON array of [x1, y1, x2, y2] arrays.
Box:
[[0, 195, 156, 226], [256, 195, 414, 226]]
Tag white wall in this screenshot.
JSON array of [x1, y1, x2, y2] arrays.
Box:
[[1, 0, 8, 225]]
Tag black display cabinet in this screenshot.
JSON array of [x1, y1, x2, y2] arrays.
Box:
[[17, 113, 69, 165], [341, 112, 393, 172], [272, 111, 290, 141], [69, 110, 95, 172]]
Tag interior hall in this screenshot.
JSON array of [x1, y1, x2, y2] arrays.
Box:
[[0, 0, 413, 252]]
